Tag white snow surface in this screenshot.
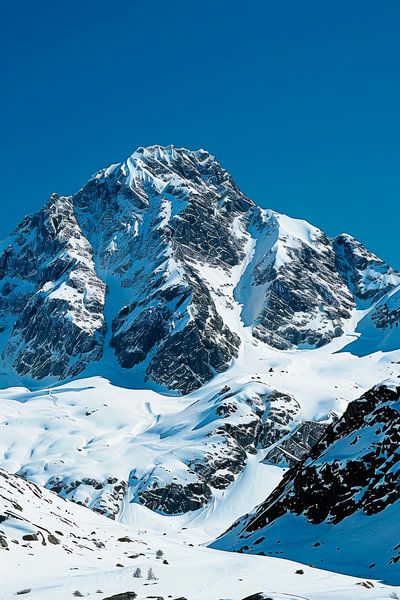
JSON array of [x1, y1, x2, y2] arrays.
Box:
[[1, 469, 398, 600], [1, 307, 399, 595]]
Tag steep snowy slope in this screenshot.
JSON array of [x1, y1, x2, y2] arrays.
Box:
[[213, 379, 400, 585], [0, 376, 305, 524], [236, 210, 354, 349], [1, 469, 399, 600], [344, 284, 400, 356]]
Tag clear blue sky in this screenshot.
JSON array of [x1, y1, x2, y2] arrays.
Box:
[[1, 1, 399, 267]]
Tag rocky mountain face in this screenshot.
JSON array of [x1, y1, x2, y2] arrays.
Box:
[[1, 145, 399, 394], [236, 211, 355, 350], [72, 146, 254, 393], [1, 147, 253, 393], [0, 195, 106, 381], [213, 379, 400, 582], [333, 233, 400, 304]]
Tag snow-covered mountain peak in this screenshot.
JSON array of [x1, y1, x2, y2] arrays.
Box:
[[89, 143, 246, 211], [264, 209, 323, 244], [333, 232, 400, 304], [1, 145, 400, 394]]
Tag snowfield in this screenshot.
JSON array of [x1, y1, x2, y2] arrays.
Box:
[[1, 470, 399, 600]]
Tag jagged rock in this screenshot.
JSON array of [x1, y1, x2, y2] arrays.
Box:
[[1, 195, 106, 381], [236, 210, 355, 350], [139, 480, 212, 514], [264, 420, 330, 467], [256, 390, 300, 450], [334, 233, 400, 304], [102, 592, 139, 599], [241, 595, 273, 600], [39, 475, 127, 519], [22, 534, 38, 542], [229, 381, 400, 530]]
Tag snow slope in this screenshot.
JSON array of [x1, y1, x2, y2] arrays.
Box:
[[0, 323, 399, 529], [1, 469, 399, 600]]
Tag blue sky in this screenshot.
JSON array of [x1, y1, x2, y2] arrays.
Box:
[[1, 0, 399, 266]]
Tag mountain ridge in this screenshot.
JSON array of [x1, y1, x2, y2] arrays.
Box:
[[1, 144, 399, 393]]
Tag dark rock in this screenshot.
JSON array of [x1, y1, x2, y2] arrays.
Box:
[[47, 534, 60, 545], [103, 594, 137, 600], [22, 534, 38, 542], [240, 595, 273, 600], [138, 481, 212, 515]]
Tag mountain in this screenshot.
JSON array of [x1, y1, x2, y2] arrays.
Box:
[[1, 144, 400, 518], [213, 380, 400, 584], [1, 145, 399, 394], [1, 468, 397, 600], [1, 145, 400, 597]]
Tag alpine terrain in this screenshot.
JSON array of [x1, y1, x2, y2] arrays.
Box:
[[0, 145, 399, 599]]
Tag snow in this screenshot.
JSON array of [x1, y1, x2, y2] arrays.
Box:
[[1, 332, 393, 596], [235, 208, 342, 332], [343, 285, 400, 356], [215, 497, 400, 587], [335, 233, 400, 304], [1, 470, 399, 600]]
